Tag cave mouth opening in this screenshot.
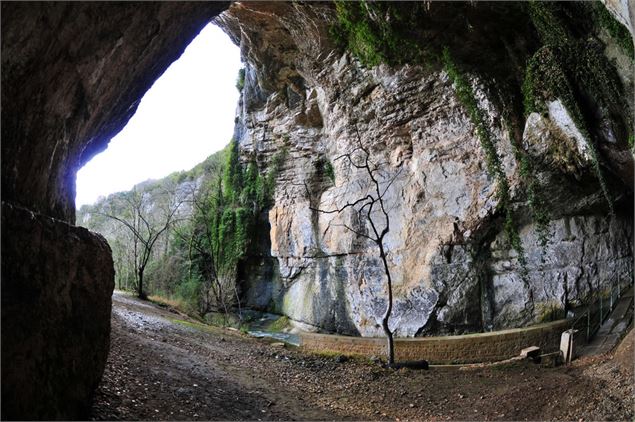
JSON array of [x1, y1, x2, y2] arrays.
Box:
[[75, 23, 241, 209]]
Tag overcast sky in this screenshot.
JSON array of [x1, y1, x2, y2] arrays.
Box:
[[76, 23, 242, 207]]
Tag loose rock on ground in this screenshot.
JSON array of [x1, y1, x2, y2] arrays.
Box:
[[91, 292, 633, 421]]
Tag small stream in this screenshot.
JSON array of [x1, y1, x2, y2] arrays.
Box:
[[247, 330, 300, 346], [242, 310, 300, 346]]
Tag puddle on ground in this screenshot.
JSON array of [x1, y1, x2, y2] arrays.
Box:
[[247, 330, 300, 346], [113, 292, 301, 346]]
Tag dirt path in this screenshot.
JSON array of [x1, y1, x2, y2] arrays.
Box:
[[91, 292, 633, 421]]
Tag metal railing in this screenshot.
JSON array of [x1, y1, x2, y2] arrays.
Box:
[[570, 273, 628, 343]]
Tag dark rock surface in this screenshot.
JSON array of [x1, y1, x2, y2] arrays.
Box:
[[1, 3, 227, 419], [1, 202, 115, 419], [1, 2, 228, 223]]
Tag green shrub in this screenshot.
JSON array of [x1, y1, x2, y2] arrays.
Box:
[[236, 68, 246, 92], [176, 275, 203, 314], [324, 160, 335, 184]]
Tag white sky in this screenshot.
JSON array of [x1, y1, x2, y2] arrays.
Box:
[[76, 23, 242, 207]]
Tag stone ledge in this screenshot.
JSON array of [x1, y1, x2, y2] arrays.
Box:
[[300, 319, 571, 364]]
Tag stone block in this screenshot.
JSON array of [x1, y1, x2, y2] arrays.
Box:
[[520, 346, 541, 358], [1, 202, 115, 419]]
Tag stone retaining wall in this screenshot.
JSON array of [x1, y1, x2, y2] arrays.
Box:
[[300, 319, 571, 364]]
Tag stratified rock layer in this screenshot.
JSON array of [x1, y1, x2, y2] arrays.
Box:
[[217, 2, 634, 336], [1, 202, 114, 419]]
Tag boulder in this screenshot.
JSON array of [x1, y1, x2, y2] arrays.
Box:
[[1, 202, 114, 419]]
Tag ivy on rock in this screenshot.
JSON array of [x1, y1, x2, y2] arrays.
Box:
[[442, 48, 529, 277], [330, 0, 631, 261]]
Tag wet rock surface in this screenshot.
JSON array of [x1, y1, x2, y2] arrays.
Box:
[[1, 202, 115, 419]]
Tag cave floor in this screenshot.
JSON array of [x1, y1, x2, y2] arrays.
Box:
[[90, 292, 633, 421]]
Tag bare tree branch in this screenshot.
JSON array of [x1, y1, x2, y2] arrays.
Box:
[[308, 122, 400, 365]]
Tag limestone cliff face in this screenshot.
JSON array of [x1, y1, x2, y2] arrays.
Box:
[[217, 2, 634, 336]]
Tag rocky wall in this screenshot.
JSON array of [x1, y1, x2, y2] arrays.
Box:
[[217, 2, 634, 337], [300, 319, 572, 364], [1, 202, 115, 419], [1, 3, 228, 418]]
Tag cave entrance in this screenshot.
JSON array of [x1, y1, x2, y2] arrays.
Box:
[[75, 22, 242, 298], [76, 23, 241, 208]]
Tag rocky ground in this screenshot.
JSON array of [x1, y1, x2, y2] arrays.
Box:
[[91, 292, 633, 421]]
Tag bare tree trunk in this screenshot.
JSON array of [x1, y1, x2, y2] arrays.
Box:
[[379, 248, 395, 365], [138, 265, 147, 300], [188, 234, 194, 282], [310, 128, 402, 366], [217, 278, 228, 326], [234, 284, 243, 323]]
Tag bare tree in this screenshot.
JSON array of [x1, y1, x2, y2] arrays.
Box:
[[98, 186, 184, 299], [312, 128, 402, 365]]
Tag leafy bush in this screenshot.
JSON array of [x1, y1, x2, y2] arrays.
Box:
[[176, 275, 203, 315], [236, 68, 246, 92]]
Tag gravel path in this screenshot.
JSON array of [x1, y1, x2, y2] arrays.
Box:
[[91, 292, 633, 421]]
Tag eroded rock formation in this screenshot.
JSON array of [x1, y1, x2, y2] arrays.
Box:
[[1, 3, 227, 419], [1, 1, 633, 418], [217, 2, 634, 336]]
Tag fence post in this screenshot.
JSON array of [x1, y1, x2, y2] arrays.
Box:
[[586, 311, 590, 342]]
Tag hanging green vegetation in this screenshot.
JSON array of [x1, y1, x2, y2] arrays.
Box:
[[213, 139, 280, 270], [78, 139, 285, 318], [527, 1, 570, 46], [442, 48, 529, 273], [592, 1, 634, 59], [330, 1, 421, 67], [324, 159, 335, 184], [330, 0, 629, 267], [181, 139, 285, 316], [315, 156, 336, 184], [523, 0, 633, 215], [523, 45, 616, 214], [236, 68, 246, 92], [505, 118, 551, 253]]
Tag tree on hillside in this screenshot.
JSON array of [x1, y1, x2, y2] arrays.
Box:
[[99, 185, 185, 299], [172, 144, 264, 320], [174, 177, 240, 317], [312, 128, 402, 366]]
